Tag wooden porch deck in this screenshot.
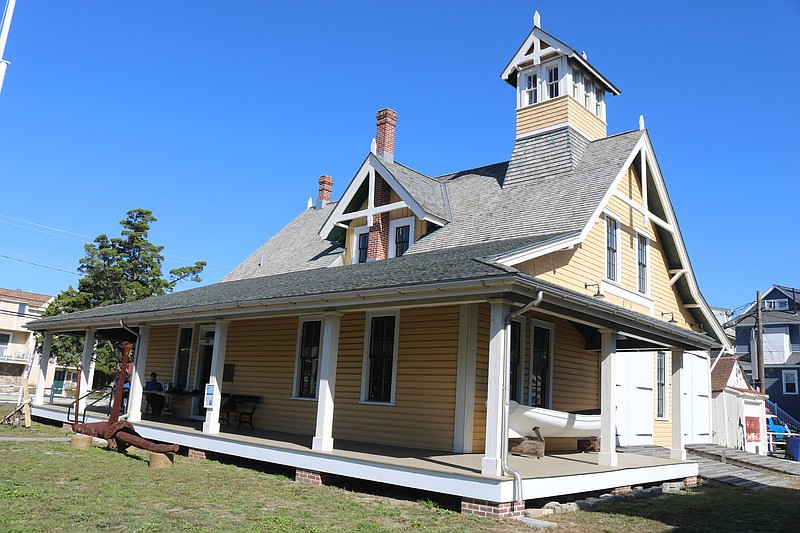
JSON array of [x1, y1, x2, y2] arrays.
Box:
[[33, 403, 698, 502]]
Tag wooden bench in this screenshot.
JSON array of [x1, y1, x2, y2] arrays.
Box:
[[219, 394, 260, 429]]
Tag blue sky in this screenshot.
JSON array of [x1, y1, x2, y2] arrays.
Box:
[[1, 1, 798, 311]]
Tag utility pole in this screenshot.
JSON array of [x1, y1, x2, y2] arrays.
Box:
[[0, 0, 18, 98], [756, 290, 765, 393]]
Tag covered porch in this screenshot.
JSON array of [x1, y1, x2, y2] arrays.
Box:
[[26, 272, 716, 517], [31, 401, 697, 507]]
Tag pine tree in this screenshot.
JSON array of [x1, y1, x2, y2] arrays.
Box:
[[44, 208, 206, 376]]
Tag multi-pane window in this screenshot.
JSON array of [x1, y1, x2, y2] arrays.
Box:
[[296, 320, 321, 398], [547, 66, 559, 98], [366, 315, 397, 403], [524, 72, 538, 105], [584, 82, 592, 108], [637, 234, 649, 294], [783, 370, 798, 395], [510, 321, 522, 402], [174, 327, 193, 389], [656, 352, 667, 418], [765, 299, 789, 311], [394, 225, 410, 257], [595, 90, 603, 116], [606, 216, 619, 281], [572, 69, 581, 99], [357, 232, 369, 263], [530, 322, 551, 408]]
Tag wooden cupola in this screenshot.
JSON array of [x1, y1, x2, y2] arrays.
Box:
[[501, 12, 621, 141]]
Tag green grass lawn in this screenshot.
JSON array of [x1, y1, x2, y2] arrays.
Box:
[[2, 414, 799, 532]]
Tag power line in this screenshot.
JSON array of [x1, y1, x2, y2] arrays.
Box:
[[0, 212, 92, 239], [0, 254, 77, 275]]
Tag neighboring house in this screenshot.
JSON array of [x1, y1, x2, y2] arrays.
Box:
[[727, 284, 800, 425], [0, 288, 52, 400], [28, 14, 730, 517], [709, 356, 766, 455]]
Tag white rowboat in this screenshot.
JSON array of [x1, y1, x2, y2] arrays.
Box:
[[508, 401, 601, 438]]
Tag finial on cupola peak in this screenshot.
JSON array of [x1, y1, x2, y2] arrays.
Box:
[[307, 197, 313, 209], [582, 51, 587, 60], [639, 115, 646, 131], [370, 138, 377, 155], [533, 10, 541, 28]]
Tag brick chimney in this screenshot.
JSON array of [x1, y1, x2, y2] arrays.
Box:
[[316, 175, 333, 209], [366, 109, 396, 261], [375, 108, 398, 163]]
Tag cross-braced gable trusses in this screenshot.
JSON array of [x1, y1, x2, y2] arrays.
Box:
[[500, 23, 620, 96], [318, 153, 450, 242], [489, 130, 731, 350]]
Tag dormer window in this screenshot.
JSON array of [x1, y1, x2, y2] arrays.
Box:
[[547, 66, 559, 98], [524, 72, 538, 105], [765, 299, 789, 311], [389, 217, 414, 258], [353, 226, 369, 264]]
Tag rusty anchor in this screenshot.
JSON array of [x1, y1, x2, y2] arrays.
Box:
[[72, 342, 179, 455]]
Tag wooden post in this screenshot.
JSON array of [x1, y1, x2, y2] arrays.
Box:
[[21, 378, 31, 428], [756, 290, 765, 393]]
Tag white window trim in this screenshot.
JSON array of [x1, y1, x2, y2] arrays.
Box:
[[604, 211, 622, 285], [360, 310, 400, 405], [783, 369, 799, 395], [172, 323, 195, 390], [352, 225, 369, 264], [517, 58, 563, 109], [388, 216, 415, 259], [655, 351, 669, 420], [636, 230, 651, 296], [292, 316, 324, 401], [192, 325, 215, 390], [528, 318, 554, 409]]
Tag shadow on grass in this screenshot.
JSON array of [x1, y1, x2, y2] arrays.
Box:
[[583, 484, 800, 532]]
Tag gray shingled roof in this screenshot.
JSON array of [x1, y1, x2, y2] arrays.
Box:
[[408, 128, 643, 254], [28, 233, 718, 350], [381, 160, 449, 222], [28, 237, 552, 327], [504, 127, 590, 188], [222, 202, 342, 282], [727, 310, 800, 327]]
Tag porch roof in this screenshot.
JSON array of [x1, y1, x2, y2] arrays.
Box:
[[26, 236, 718, 350]]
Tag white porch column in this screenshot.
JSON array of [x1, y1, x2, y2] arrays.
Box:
[[203, 320, 229, 435], [34, 332, 53, 405], [77, 329, 96, 417], [670, 348, 686, 460], [453, 304, 478, 453], [599, 328, 618, 466], [312, 312, 342, 452], [482, 300, 510, 476], [127, 326, 150, 422]]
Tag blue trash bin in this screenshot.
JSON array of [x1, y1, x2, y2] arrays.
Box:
[[786, 436, 800, 461]]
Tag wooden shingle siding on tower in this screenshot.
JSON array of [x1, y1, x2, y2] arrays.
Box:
[[516, 95, 607, 140]]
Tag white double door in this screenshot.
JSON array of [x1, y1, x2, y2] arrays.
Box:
[[615, 351, 655, 446]]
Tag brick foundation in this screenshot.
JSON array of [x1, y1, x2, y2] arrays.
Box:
[[295, 468, 325, 486], [610, 485, 632, 495], [683, 476, 698, 488], [461, 498, 524, 520], [187, 448, 208, 460]]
